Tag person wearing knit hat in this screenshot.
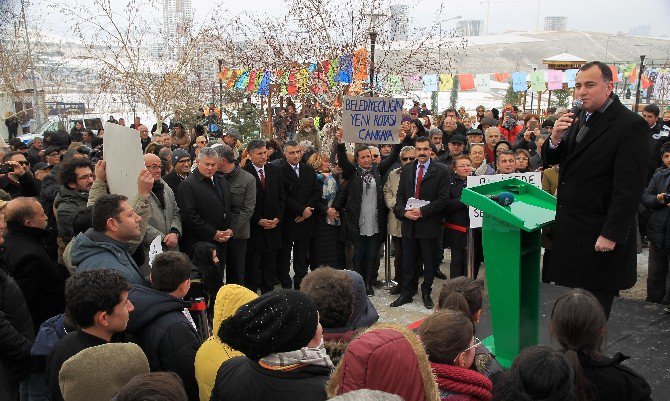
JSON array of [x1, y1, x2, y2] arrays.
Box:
[[59, 343, 149, 401], [211, 289, 333, 401]]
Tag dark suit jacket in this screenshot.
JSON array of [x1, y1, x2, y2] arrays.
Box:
[[272, 159, 321, 241], [163, 170, 186, 196], [242, 162, 285, 251], [541, 95, 650, 291], [176, 168, 231, 253], [394, 159, 450, 239]]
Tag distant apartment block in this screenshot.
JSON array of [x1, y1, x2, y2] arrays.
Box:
[[544, 16, 567, 32]]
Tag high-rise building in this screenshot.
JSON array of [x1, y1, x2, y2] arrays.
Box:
[[163, 0, 193, 52], [384, 4, 409, 41], [457, 20, 484, 37], [544, 16, 567, 31], [628, 25, 651, 36]]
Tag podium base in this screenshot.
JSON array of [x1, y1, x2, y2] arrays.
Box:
[[481, 335, 512, 369]]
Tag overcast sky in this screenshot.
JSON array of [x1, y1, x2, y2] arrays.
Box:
[[23, 0, 670, 38]]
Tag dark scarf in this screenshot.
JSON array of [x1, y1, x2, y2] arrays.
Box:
[[151, 180, 166, 209], [431, 362, 492, 401], [223, 162, 240, 179], [361, 168, 373, 193]]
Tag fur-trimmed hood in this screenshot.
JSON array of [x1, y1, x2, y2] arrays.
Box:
[[326, 324, 440, 401]]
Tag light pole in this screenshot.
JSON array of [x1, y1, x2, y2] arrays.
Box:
[[365, 12, 386, 96], [217, 59, 224, 112], [20, 0, 41, 127], [634, 54, 646, 113]]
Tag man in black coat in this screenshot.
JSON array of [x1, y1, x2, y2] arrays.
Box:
[[0, 152, 40, 199], [273, 141, 321, 290], [0, 259, 35, 398], [177, 147, 232, 286], [243, 140, 285, 294], [391, 136, 451, 309], [4, 197, 67, 331], [542, 61, 650, 319], [46, 270, 133, 401], [163, 149, 192, 195], [126, 252, 200, 401], [332, 131, 406, 295]]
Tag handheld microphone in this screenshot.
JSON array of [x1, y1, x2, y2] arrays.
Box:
[[570, 99, 583, 124], [487, 192, 515, 206]]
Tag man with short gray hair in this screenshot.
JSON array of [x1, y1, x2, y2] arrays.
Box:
[[177, 147, 232, 285], [215, 144, 256, 284]]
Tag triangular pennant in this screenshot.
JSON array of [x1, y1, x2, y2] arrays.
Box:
[[493, 72, 510, 83]]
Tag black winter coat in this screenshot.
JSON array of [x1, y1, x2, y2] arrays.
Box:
[[541, 96, 650, 291], [0, 267, 34, 395], [163, 170, 186, 196], [580, 352, 651, 401], [332, 141, 404, 244], [272, 160, 321, 241], [176, 168, 231, 254], [0, 172, 39, 199], [444, 174, 469, 249], [394, 160, 451, 239], [641, 168, 670, 249], [211, 356, 330, 401], [4, 223, 67, 331], [126, 285, 201, 401], [243, 162, 285, 251]]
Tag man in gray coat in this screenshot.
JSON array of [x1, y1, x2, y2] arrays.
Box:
[[70, 192, 150, 286], [215, 144, 256, 284], [141, 154, 182, 276]]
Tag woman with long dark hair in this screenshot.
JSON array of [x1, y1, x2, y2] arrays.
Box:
[[550, 289, 652, 401]]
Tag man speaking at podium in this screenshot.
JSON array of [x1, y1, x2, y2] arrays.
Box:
[[542, 61, 649, 319]]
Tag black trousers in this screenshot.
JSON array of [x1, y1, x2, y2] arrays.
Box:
[[449, 247, 467, 278], [590, 289, 619, 320], [244, 244, 278, 294], [277, 238, 310, 290], [647, 243, 670, 304], [401, 236, 438, 298], [353, 233, 379, 286], [225, 238, 247, 285]]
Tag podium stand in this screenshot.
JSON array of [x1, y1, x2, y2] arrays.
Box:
[[461, 178, 556, 368]]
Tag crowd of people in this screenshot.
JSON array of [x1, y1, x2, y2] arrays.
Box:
[[0, 61, 665, 401]]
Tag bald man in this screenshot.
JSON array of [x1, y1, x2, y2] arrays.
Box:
[[141, 154, 182, 272], [4, 197, 67, 331]]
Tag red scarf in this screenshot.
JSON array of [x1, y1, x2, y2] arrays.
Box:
[[431, 362, 492, 401]]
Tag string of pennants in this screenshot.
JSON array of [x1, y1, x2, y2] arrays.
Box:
[[218, 56, 658, 97]]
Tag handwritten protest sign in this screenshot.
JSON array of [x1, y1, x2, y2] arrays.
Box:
[[103, 122, 145, 200], [466, 172, 542, 228], [342, 96, 404, 144]]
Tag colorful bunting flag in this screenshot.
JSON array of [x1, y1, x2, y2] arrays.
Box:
[[386, 75, 403, 94], [565, 69, 578, 88], [609, 65, 619, 83], [512, 72, 527, 92], [547, 70, 563, 90], [422, 74, 438, 92], [529, 70, 545, 92], [353, 48, 369, 82], [297, 68, 309, 94], [339, 54, 353, 84], [641, 75, 653, 90], [493, 72, 510, 83], [458, 74, 475, 91], [218, 67, 230, 82], [474, 74, 491, 92], [628, 66, 637, 83], [287, 70, 298, 95], [247, 70, 258, 92], [257, 71, 271, 96], [439, 74, 453, 91]]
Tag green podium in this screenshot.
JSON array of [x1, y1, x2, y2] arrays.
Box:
[[461, 178, 556, 368]]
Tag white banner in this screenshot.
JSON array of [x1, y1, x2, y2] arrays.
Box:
[[103, 122, 145, 200], [342, 96, 403, 144], [467, 172, 542, 228]]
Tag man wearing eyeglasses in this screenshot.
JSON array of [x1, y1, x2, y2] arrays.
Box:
[[0, 151, 40, 198], [142, 153, 182, 259], [384, 146, 416, 296], [391, 136, 451, 309], [163, 149, 192, 195]]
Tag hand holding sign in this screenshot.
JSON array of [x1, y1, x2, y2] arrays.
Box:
[[342, 96, 404, 144]]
